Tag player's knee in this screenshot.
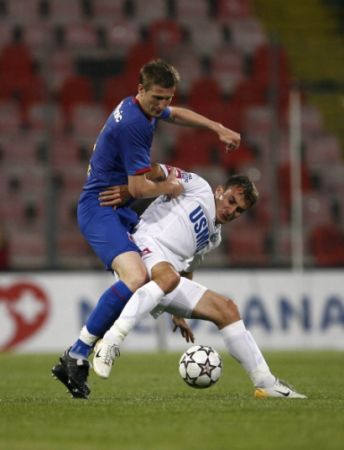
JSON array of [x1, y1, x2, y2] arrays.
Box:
[[217, 298, 241, 328], [153, 270, 180, 294], [121, 267, 148, 291]]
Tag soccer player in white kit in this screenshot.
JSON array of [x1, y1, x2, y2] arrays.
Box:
[[93, 165, 306, 399]]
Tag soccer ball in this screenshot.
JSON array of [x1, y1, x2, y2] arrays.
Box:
[[178, 345, 223, 389]]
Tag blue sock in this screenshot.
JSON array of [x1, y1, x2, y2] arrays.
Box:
[[69, 281, 133, 359], [69, 339, 92, 359], [86, 280, 133, 337]]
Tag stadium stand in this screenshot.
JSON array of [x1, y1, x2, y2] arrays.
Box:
[[0, 0, 343, 269]]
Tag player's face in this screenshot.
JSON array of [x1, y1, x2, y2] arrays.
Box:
[[214, 185, 249, 224], [137, 84, 175, 117]]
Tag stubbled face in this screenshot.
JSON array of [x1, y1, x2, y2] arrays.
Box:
[[136, 84, 175, 117], [214, 185, 249, 225]]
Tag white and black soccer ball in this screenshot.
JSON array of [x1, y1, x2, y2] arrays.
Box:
[[178, 345, 223, 389]]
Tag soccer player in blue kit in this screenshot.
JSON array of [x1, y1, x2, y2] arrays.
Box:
[[52, 59, 241, 399]]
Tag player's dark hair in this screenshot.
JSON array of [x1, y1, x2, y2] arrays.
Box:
[[223, 175, 259, 207], [139, 59, 180, 90]]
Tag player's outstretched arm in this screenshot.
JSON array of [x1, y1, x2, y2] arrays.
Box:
[[167, 106, 241, 152]]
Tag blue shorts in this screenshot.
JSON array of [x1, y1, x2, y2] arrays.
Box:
[[78, 191, 140, 270]]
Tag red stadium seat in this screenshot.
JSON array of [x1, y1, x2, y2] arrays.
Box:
[[277, 162, 312, 209], [309, 223, 344, 266], [24, 22, 54, 50], [170, 130, 213, 169], [0, 100, 23, 132], [225, 221, 269, 266], [186, 20, 224, 57], [175, 0, 209, 25], [58, 75, 94, 126], [0, 23, 13, 49], [148, 19, 184, 53], [216, 0, 253, 20], [228, 17, 267, 55], [93, 0, 126, 22], [230, 79, 266, 109], [6, 0, 40, 22], [0, 131, 45, 165], [124, 41, 158, 78], [50, 135, 86, 169], [57, 229, 92, 257], [63, 23, 98, 50], [303, 193, 334, 230], [56, 192, 80, 229], [133, 0, 168, 25], [105, 21, 140, 57], [166, 47, 202, 94], [304, 133, 342, 168], [9, 230, 47, 269], [102, 74, 137, 113], [26, 102, 64, 132], [251, 43, 291, 88], [49, 0, 83, 23], [72, 103, 108, 139], [54, 166, 88, 195], [0, 40, 34, 94], [211, 45, 246, 95], [188, 76, 223, 112]]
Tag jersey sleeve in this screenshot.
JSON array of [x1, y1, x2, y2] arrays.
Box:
[[160, 107, 171, 120]]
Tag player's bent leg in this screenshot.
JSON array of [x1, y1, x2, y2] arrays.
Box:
[[161, 282, 306, 399], [93, 262, 179, 379], [53, 252, 147, 394], [190, 290, 240, 328]]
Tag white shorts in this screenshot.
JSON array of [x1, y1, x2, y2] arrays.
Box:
[[150, 277, 207, 319], [134, 235, 188, 275]]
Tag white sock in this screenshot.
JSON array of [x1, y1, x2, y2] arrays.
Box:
[[80, 326, 98, 346], [103, 281, 165, 346], [220, 320, 275, 388]]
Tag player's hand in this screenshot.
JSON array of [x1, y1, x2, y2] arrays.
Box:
[[99, 185, 131, 207], [217, 124, 241, 153], [172, 316, 195, 343], [166, 168, 184, 199]]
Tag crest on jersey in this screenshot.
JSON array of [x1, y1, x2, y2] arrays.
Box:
[[113, 101, 124, 122]]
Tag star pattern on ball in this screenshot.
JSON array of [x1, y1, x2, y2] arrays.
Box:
[[179, 345, 222, 389]]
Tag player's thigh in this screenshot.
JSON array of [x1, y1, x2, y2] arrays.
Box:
[[79, 202, 140, 271], [191, 290, 240, 327]]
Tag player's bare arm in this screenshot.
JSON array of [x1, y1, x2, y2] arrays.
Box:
[[128, 167, 183, 199], [98, 164, 168, 207], [99, 184, 131, 207], [172, 316, 195, 343], [167, 106, 241, 152]]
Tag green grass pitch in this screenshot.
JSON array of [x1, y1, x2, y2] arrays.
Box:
[[0, 351, 343, 450]]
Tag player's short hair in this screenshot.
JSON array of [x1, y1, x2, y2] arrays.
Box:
[[223, 175, 259, 207], [139, 59, 180, 90]]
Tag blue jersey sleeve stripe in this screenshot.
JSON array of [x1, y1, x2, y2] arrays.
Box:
[[133, 166, 152, 175]]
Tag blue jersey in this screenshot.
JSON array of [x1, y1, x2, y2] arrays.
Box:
[[78, 96, 171, 270], [84, 96, 171, 192]]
